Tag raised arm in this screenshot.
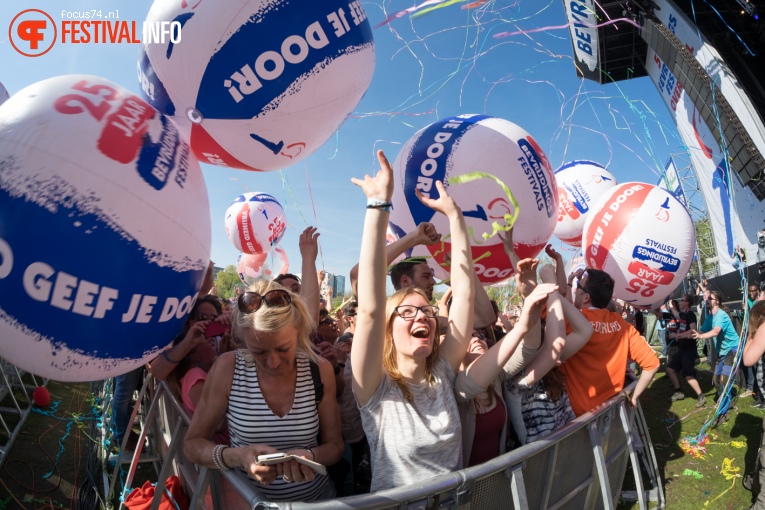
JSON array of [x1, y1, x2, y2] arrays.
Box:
[[459, 283, 557, 392], [349, 222, 441, 297], [744, 323, 765, 366], [545, 245, 569, 297], [299, 227, 321, 326], [350, 150, 394, 406], [416, 183, 474, 372], [473, 274, 498, 329], [520, 268, 593, 385]]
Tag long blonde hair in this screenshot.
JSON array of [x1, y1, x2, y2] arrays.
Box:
[[232, 279, 320, 364], [384, 288, 440, 403]]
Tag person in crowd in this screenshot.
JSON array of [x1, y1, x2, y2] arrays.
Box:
[[652, 308, 667, 359], [274, 273, 302, 295], [733, 244, 747, 270], [147, 296, 229, 382], [692, 290, 740, 412], [339, 301, 357, 344], [184, 279, 344, 502], [751, 284, 761, 311], [519, 268, 660, 416], [351, 150, 476, 491], [349, 222, 497, 329], [740, 301, 765, 509], [455, 282, 559, 465], [666, 294, 705, 407]]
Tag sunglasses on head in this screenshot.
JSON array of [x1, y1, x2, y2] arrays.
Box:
[[237, 289, 292, 314]]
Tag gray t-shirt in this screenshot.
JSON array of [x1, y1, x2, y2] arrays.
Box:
[[359, 356, 462, 491]]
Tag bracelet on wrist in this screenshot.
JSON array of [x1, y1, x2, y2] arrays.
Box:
[[366, 198, 392, 212], [306, 447, 315, 461], [162, 350, 182, 364]]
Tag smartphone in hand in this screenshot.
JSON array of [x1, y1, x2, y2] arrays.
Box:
[[204, 322, 230, 338], [256, 453, 327, 476]]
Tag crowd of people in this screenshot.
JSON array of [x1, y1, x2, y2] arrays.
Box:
[[110, 152, 765, 504]]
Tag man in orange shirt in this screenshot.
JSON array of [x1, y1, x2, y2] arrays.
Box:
[[560, 269, 660, 415]]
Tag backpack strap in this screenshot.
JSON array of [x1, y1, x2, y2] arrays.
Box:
[[309, 360, 324, 405]]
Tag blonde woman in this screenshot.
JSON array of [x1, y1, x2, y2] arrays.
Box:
[[184, 279, 343, 502]]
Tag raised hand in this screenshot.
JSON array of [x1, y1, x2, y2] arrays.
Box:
[[516, 258, 539, 298], [517, 283, 559, 332], [299, 227, 320, 261], [545, 243, 563, 261], [415, 180, 460, 217], [412, 222, 442, 247], [351, 150, 394, 201]]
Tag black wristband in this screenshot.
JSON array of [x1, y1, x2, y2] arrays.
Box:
[[334, 364, 342, 375]]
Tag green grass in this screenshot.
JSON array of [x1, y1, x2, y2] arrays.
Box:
[[621, 360, 761, 510]]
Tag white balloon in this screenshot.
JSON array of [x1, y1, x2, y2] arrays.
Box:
[[582, 183, 695, 307], [139, 0, 375, 171], [0, 75, 210, 381], [553, 160, 617, 246], [389, 114, 558, 285], [224, 192, 286, 254]]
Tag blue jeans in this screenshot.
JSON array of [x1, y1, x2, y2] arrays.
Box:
[[112, 366, 144, 445]]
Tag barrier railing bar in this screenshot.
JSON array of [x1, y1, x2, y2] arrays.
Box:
[[547, 475, 596, 510], [588, 420, 615, 510], [149, 416, 185, 510], [190, 467, 212, 510], [539, 441, 558, 509], [109, 373, 156, 502], [637, 402, 665, 508], [118, 380, 164, 510], [619, 403, 647, 510], [507, 463, 529, 509]]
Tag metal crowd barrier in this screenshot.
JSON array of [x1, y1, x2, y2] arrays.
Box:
[[0, 357, 43, 470], [109, 376, 664, 510]]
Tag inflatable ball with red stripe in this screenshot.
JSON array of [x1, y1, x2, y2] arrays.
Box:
[[225, 192, 286, 254], [237, 247, 289, 285], [139, 0, 375, 171], [553, 160, 617, 247], [582, 183, 695, 307], [388, 114, 558, 285], [0, 75, 211, 381]]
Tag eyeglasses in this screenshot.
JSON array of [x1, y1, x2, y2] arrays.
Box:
[[238, 289, 292, 314], [194, 313, 219, 321], [575, 279, 590, 294], [472, 330, 487, 340], [395, 304, 439, 319]]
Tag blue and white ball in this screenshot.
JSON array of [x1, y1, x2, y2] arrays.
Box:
[[553, 160, 617, 247], [225, 192, 286, 254], [0, 75, 211, 381], [388, 114, 558, 285], [139, 0, 375, 171]]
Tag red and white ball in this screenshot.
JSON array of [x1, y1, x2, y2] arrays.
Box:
[[582, 183, 695, 306], [224, 192, 286, 254], [237, 247, 289, 285], [554, 160, 617, 246], [388, 114, 558, 285]]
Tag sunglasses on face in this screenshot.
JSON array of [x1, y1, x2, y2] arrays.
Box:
[[319, 318, 336, 326], [395, 304, 439, 319], [237, 289, 292, 314]]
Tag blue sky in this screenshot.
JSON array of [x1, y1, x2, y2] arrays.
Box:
[[1, 0, 683, 293]]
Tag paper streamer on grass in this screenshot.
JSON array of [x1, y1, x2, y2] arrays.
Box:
[[447, 172, 520, 241], [703, 458, 740, 508]]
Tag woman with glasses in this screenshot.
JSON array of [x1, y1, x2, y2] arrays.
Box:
[[692, 290, 740, 406], [351, 150, 482, 490], [184, 281, 344, 502]]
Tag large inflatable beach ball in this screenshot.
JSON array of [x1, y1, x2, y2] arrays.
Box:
[[582, 183, 695, 307], [389, 114, 558, 285], [237, 247, 289, 285], [554, 160, 617, 247], [0, 75, 211, 381], [139, 0, 375, 171], [225, 192, 286, 254]]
